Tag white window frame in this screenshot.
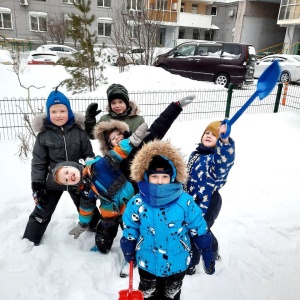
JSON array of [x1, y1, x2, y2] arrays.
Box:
[[0, 7, 12, 30], [97, 0, 111, 8], [97, 17, 112, 37], [63, 0, 82, 4], [29, 12, 47, 32], [211, 6, 218, 16]]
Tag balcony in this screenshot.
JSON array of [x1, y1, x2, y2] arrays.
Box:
[[178, 12, 212, 28]]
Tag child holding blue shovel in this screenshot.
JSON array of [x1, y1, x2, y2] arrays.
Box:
[[185, 59, 281, 274]]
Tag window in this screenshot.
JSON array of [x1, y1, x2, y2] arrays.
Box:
[[127, 0, 142, 10], [193, 29, 199, 40], [0, 8, 12, 29], [192, 4, 197, 14], [175, 43, 196, 56], [279, 0, 300, 20], [211, 6, 217, 16], [29, 12, 47, 32], [178, 28, 185, 39], [156, 0, 168, 10], [63, 0, 83, 4], [97, 0, 111, 7], [97, 18, 112, 37]]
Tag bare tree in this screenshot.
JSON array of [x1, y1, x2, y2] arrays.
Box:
[[11, 47, 45, 160], [109, 1, 163, 70]]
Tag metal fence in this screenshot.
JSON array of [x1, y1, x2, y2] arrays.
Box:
[[0, 83, 299, 140]]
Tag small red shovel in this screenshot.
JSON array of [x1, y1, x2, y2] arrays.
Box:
[[118, 261, 144, 300]]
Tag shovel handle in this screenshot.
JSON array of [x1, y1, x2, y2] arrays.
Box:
[[220, 91, 258, 139], [129, 260, 134, 292]]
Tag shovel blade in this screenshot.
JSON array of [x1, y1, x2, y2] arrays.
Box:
[[118, 289, 144, 300]]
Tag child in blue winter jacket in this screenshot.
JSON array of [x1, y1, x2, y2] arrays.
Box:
[[185, 120, 235, 275], [120, 140, 215, 300], [52, 123, 149, 256]]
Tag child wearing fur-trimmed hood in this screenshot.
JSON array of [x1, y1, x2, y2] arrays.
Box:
[[185, 120, 235, 275], [120, 140, 215, 300]]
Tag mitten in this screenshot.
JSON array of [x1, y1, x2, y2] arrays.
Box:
[[193, 232, 215, 275], [120, 236, 137, 263], [129, 123, 149, 147], [202, 248, 215, 275], [32, 182, 47, 207], [85, 103, 101, 121], [69, 222, 88, 239], [177, 95, 196, 107]]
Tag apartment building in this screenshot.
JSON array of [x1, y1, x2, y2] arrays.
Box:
[[0, 0, 295, 53]]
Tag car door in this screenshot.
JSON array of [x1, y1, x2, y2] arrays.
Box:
[[166, 43, 197, 79], [191, 45, 221, 81], [254, 56, 275, 78]]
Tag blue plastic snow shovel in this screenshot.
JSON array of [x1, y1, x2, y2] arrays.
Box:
[[221, 59, 281, 139]]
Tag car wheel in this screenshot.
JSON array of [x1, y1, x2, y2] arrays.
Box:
[[280, 71, 290, 83], [214, 73, 229, 87]]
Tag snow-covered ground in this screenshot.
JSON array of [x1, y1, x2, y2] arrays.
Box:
[[0, 61, 299, 300]]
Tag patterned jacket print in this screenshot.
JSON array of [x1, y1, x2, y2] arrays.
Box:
[[185, 138, 235, 216], [78, 138, 135, 225], [122, 140, 208, 277]]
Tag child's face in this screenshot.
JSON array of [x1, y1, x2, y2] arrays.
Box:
[[49, 104, 68, 126], [108, 129, 124, 147], [149, 173, 171, 184], [201, 130, 217, 147], [56, 166, 81, 185], [110, 99, 127, 115]]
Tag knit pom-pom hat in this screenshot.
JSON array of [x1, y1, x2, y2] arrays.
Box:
[[46, 90, 75, 125]]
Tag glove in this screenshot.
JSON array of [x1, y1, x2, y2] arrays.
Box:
[[69, 222, 88, 239], [32, 182, 47, 208], [120, 236, 137, 263], [177, 95, 196, 107], [85, 103, 101, 120], [129, 123, 150, 147]]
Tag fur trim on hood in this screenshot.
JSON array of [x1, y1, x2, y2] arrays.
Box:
[[130, 140, 187, 184], [105, 100, 141, 116], [93, 119, 130, 155], [32, 112, 85, 133]]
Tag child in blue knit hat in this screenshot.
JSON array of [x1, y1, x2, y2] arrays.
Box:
[[23, 89, 95, 246]]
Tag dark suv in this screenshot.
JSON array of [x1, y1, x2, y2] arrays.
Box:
[[153, 41, 256, 87]]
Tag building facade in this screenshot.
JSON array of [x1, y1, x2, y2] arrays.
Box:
[[0, 0, 297, 54]]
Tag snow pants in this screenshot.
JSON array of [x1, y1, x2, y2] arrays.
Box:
[[95, 215, 122, 254], [138, 268, 185, 300], [23, 189, 100, 245], [189, 190, 222, 268]]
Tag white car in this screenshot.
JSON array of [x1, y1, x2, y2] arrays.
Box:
[[254, 54, 300, 84], [27, 50, 60, 65], [36, 44, 77, 58], [0, 50, 14, 65]]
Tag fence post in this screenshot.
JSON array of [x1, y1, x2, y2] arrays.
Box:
[[273, 83, 283, 113], [225, 83, 233, 118]]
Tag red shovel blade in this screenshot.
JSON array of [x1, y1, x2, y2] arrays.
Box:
[[118, 289, 144, 300], [118, 261, 144, 300]]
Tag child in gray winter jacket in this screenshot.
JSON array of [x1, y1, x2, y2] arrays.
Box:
[[23, 89, 95, 245], [121, 140, 215, 300]]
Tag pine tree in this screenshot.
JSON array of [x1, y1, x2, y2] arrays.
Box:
[[58, 0, 103, 94]]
